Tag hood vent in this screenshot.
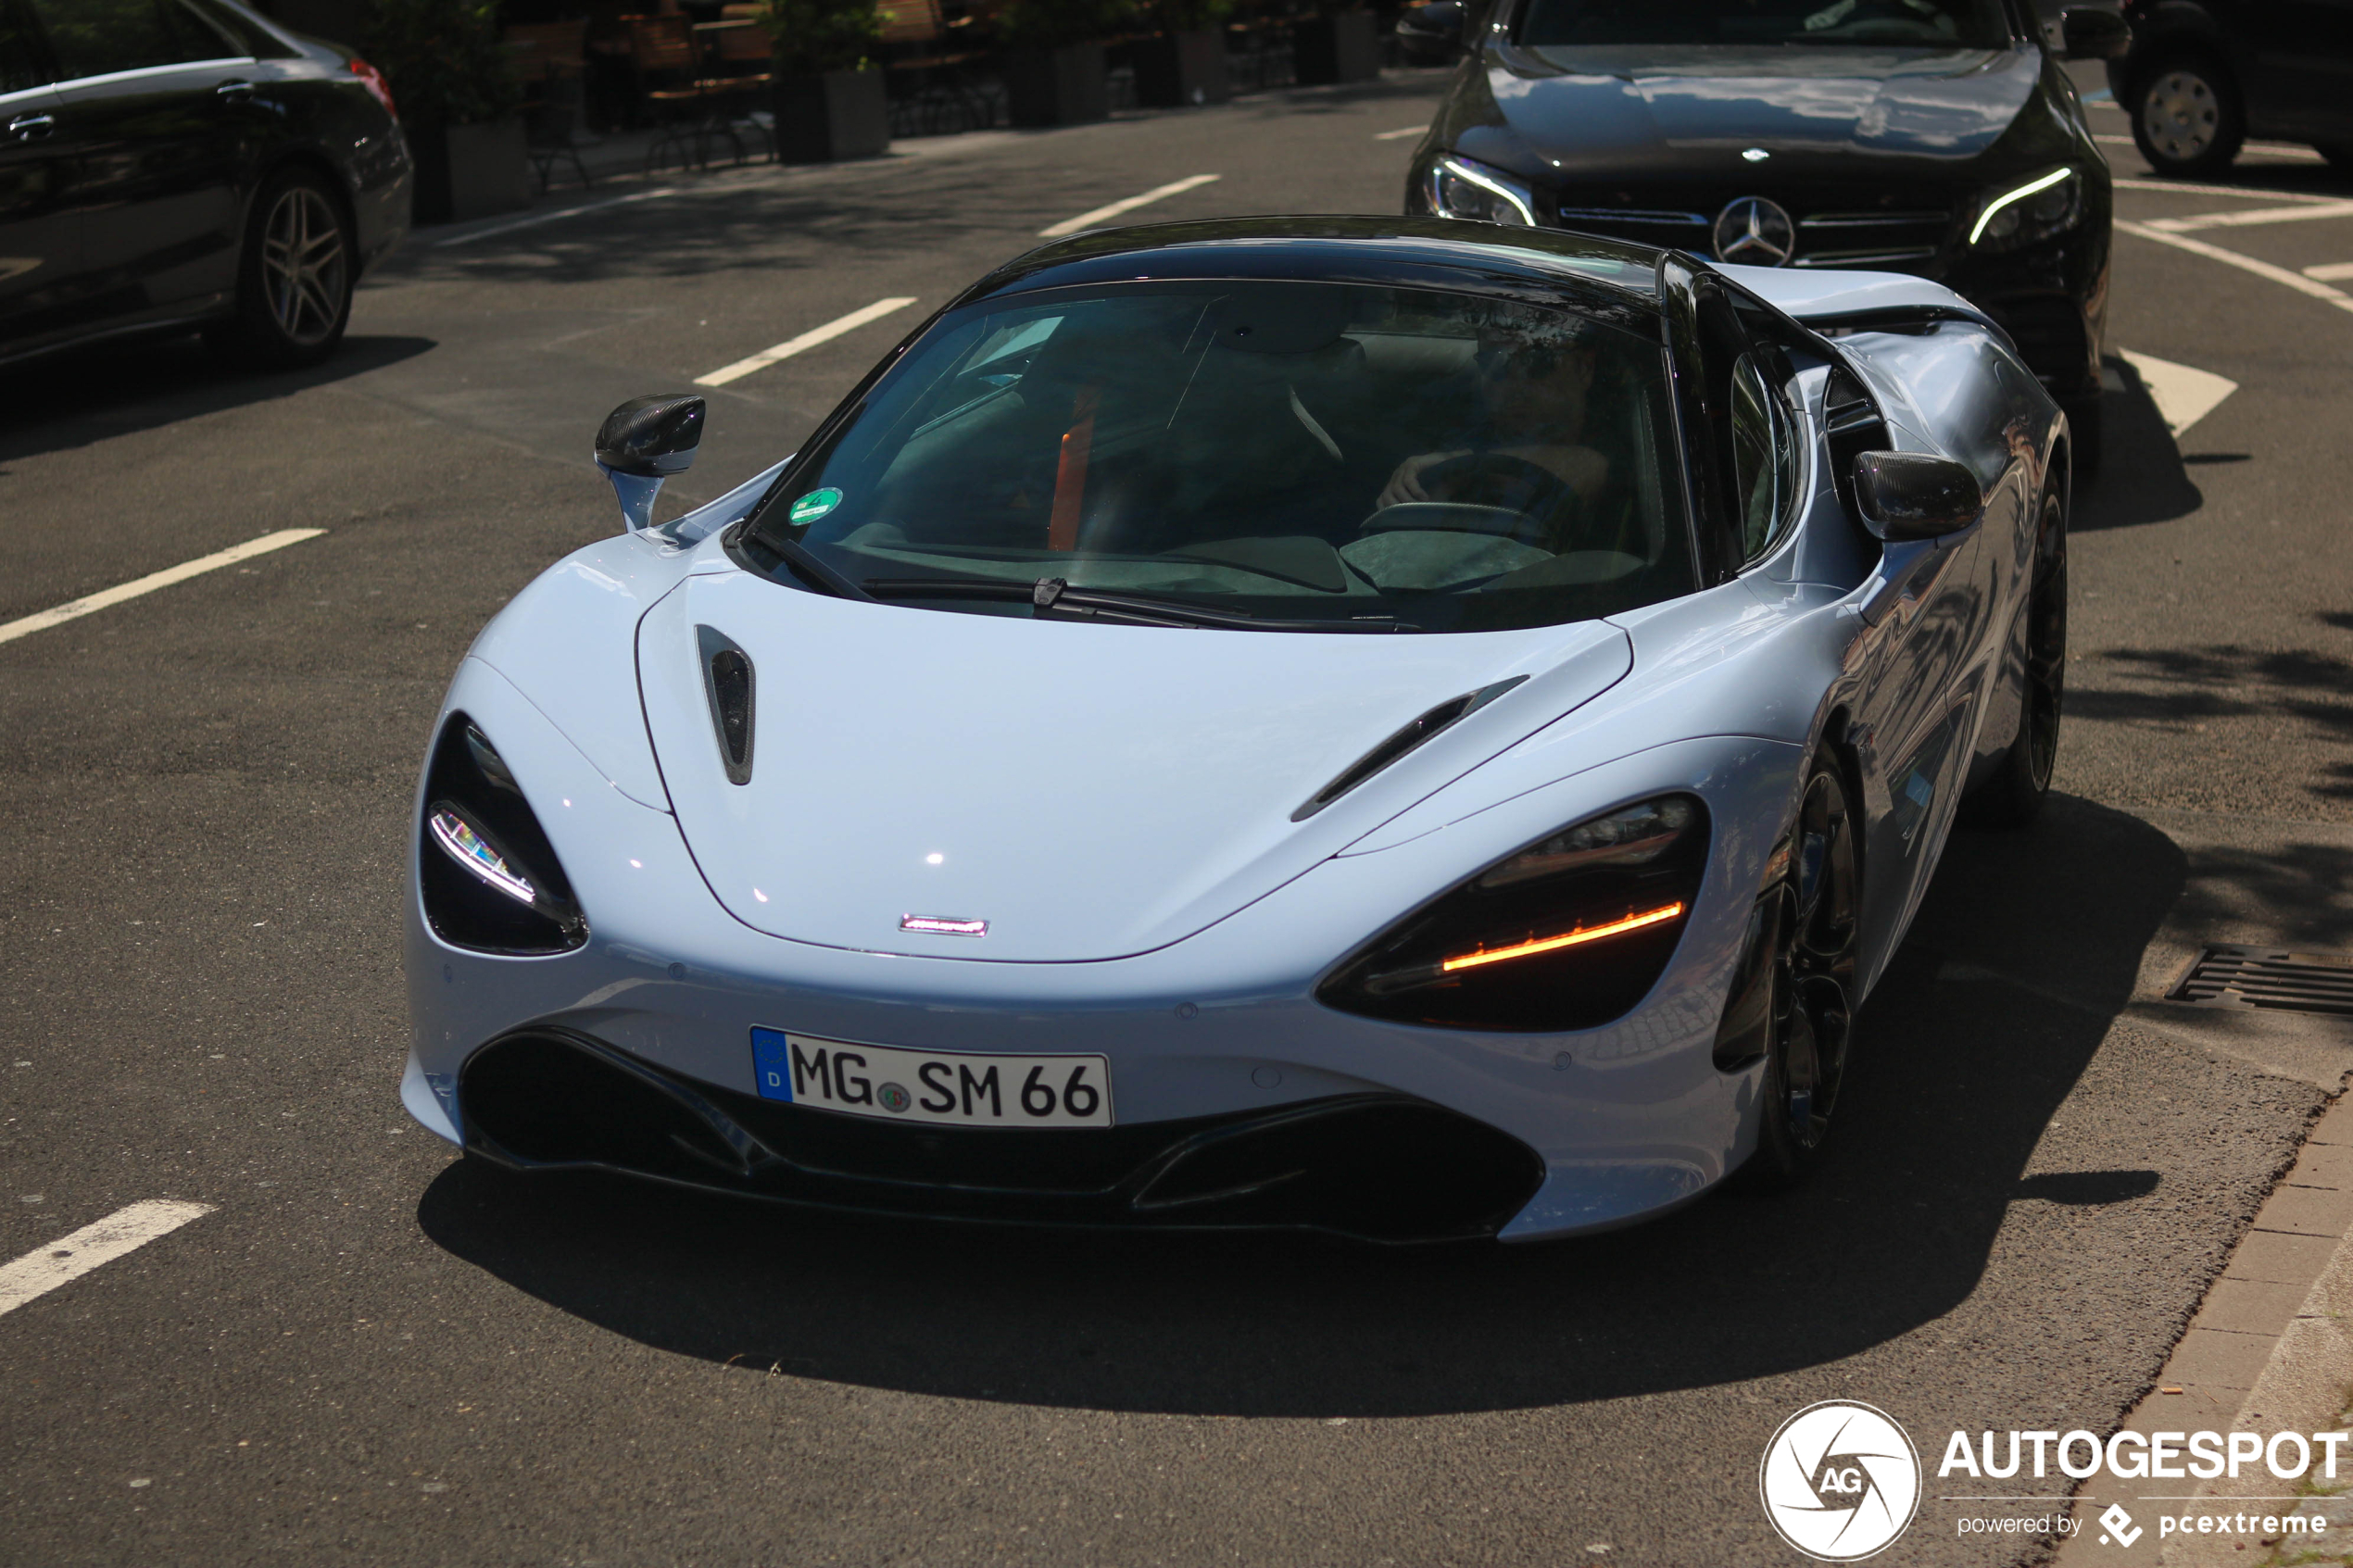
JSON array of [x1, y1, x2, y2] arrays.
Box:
[[697, 625, 756, 785], [1291, 677, 1526, 823]]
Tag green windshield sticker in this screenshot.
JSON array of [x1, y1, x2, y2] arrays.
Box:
[[788, 487, 843, 524]]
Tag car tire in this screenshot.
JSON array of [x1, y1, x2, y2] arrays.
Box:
[[2129, 54, 2246, 177], [1961, 484, 2068, 829], [211, 166, 355, 370], [1744, 755, 1861, 1187]]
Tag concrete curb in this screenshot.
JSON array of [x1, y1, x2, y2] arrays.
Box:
[[2057, 1098, 2353, 1567]]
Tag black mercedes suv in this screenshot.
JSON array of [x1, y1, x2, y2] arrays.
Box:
[[1403, 0, 2131, 436], [0, 0, 411, 370]]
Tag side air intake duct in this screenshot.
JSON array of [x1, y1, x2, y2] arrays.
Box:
[[697, 625, 755, 785]]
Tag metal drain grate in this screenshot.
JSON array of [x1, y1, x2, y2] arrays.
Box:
[[2167, 947, 2353, 1016]]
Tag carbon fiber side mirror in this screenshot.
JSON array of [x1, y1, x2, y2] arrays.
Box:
[[1852, 450, 1983, 543]]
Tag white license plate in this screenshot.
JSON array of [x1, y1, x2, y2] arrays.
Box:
[[749, 1028, 1114, 1128]]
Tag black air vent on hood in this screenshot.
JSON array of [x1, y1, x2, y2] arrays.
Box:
[[697, 625, 755, 785], [1290, 677, 1526, 822]]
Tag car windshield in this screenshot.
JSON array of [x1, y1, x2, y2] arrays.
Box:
[[1518, 0, 2010, 48], [744, 281, 1695, 634]]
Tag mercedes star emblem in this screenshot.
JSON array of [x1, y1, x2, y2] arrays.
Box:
[[1713, 195, 1797, 267]]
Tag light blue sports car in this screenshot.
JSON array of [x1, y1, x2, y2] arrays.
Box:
[[400, 216, 2070, 1242]]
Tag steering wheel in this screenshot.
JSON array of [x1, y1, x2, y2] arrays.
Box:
[[1364, 452, 1580, 541]]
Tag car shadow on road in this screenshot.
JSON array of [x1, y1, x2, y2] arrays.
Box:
[[417, 793, 2194, 1417], [2075, 354, 2203, 532], [0, 332, 435, 468]]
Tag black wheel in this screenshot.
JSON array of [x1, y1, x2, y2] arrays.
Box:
[[1748, 758, 1861, 1185], [212, 167, 354, 370], [2130, 55, 2246, 177], [1962, 485, 2068, 827]]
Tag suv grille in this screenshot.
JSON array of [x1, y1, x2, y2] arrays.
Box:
[[1556, 188, 1955, 270]]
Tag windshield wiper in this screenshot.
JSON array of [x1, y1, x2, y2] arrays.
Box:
[[862, 576, 1417, 633]]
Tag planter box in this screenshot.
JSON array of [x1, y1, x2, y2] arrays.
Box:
[[446, 120, 532, 221], [1293, 10, 1381, 84], [774, 69, 891, 162], [1131, 30, 1229, 107], [1005, 44, 1110, 128], [408, 119, 532, 226]]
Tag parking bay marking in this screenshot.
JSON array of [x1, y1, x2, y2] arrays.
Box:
[[2118, 349, 2238, 437], [0, 528, 326, 647], [0, 1200, 215, 1318], [1374, 124, 1428, 141], [434, 186, 683, 248], [2115, 218, 2353, 320], [2096, 132, 2324, 161], [2146, 198, 2353, 233], [2308, 261, 2353, 281], [2113, 177, 2342, 203], [694, 297, 921, 387], [1039, 174, 1221, 238]]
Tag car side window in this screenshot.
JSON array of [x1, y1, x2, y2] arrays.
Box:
[[24, 0, 241, 82], [0, 2, 49, 94], [1728, 351, 1800, 562]]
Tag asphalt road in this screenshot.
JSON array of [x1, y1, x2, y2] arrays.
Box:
[[4, 68, 2353, 1568]]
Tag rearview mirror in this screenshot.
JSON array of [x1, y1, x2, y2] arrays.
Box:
[[2057, 5, 2132, 60], [596, 394, 705, 533], [1852, 450, 1983, 542], [1394, 0, 1466, 62]]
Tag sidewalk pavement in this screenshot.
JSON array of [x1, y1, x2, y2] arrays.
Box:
[[2052, 809, 2353, 1568]]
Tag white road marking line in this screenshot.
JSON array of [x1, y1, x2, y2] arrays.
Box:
[[434, 186, 683, 248], [2095, 132, 2323, 161], [0, 528, 327, 647], [2306, 261, 2353, 281], [694, 296, 921, 387], [2115, 218, 2353, 318], [2146, 198, 2353, 232], [0, 1200, 215, 1317], [1374, 124, 1428, 141], [1039, 174, 1221, 238], [2113, 177, 2340, 203], [2117, 349, 2238, 437]]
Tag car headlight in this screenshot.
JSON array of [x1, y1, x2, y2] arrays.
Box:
[[418, 714, 588, 954], [1425, 154, 1540, 227], [1316, 795, 1709, 1032], [1969, 167, 2082, 250]]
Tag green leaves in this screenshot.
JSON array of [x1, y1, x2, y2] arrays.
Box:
[[366, 0, 522, 128], [757, 0, 885, 76]]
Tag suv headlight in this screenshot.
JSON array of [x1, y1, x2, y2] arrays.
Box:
[[1425, 154, 1540, 227], [1969, 167, 2082, 250], [1316, 795, 1709, 1032]]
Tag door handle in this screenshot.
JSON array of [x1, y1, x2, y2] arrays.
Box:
[[215, 79, 256, 99], [6, 112, 54, 140]]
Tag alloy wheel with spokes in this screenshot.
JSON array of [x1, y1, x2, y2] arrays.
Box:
[[215, 169, 355, 369], [2020, 490, 2068, 794], [261, 185, 348, 347], [1753, 760, 1861, 1178]]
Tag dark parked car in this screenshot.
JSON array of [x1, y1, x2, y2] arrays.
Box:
[[2108, 0, 2353, 175], [1401, 0, 2130, 440], [0, 0, 410, 371]]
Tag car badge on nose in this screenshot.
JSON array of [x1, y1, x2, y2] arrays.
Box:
[[1742, 146, 1770, 162], [901, 914, 988, 937], [1713, 195, 1797, 267]]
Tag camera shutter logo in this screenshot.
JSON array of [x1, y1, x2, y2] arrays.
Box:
[[1759, 1400, 1922, 1561]]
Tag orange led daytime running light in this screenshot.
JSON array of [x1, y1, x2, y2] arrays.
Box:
[[1439, 902, 1686, 973]]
